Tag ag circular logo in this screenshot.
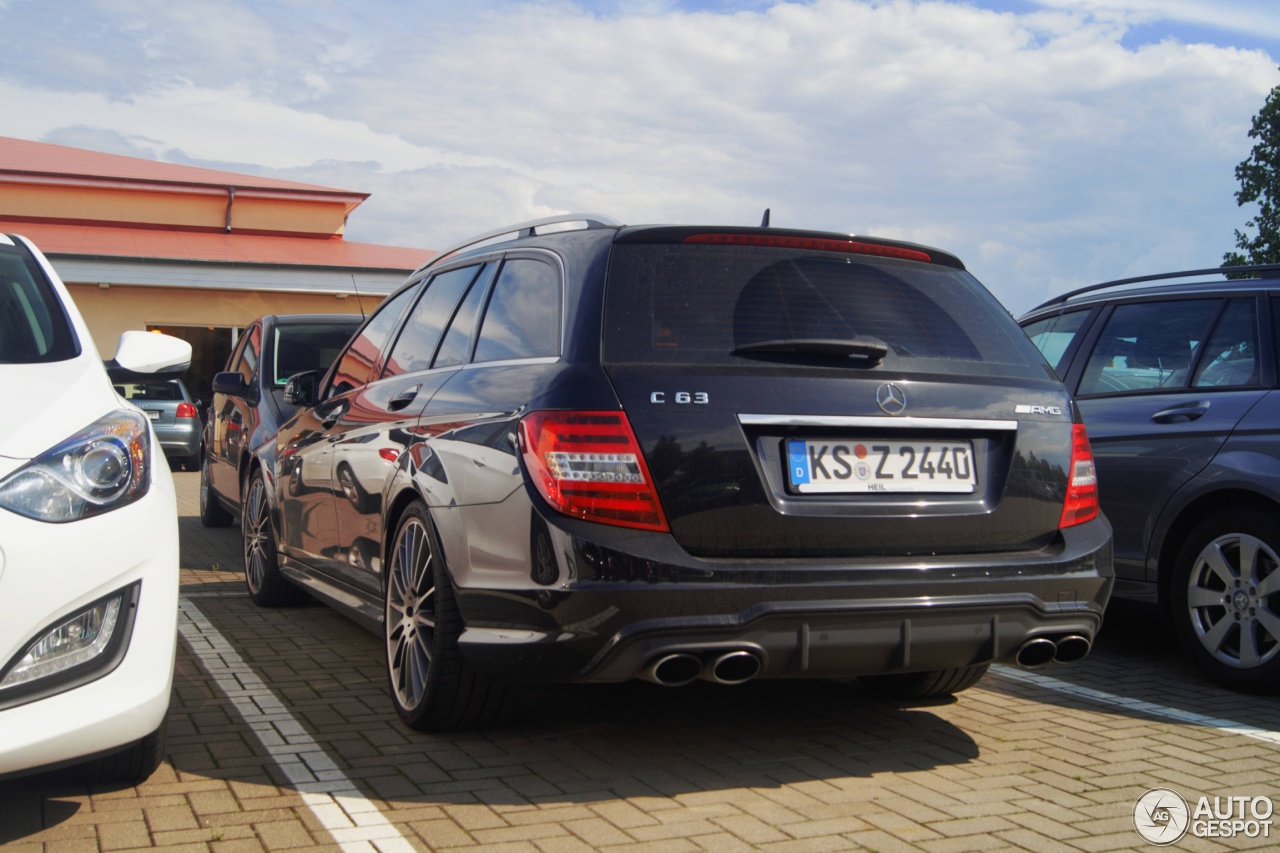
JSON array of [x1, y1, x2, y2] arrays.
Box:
[[1134, 788, 1190, 845], [876, 383, 907, 415]]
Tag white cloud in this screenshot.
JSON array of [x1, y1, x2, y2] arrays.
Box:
[[1021, 0, 1280, 41], [0, 0, 1277, 313]]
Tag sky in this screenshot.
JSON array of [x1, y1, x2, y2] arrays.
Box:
[[1, 0, 1277, 315]]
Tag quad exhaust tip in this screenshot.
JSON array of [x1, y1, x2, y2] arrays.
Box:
[[638, 649, 763, 686], [1014, 634, 1093, 668], [639, 652, 703, 687], [700, 650, 763, 685]]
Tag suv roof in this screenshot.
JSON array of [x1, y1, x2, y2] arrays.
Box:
[[414, 213, 967, 277], [1025, 263, 1280, 315], [263, 312, 363, 326]]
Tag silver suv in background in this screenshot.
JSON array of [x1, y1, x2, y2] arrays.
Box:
[[1020, 263, 1280, 693]]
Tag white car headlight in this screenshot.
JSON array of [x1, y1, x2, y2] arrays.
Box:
[[0, 409, 151, 523]]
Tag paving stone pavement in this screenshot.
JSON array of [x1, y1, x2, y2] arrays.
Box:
[[4, 471, 1280, 852]]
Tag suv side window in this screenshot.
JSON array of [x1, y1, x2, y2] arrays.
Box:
[[383, 265, 483, 378], [329, 285, 417, 396], [1192, 298, 1260, 388], [1077, 300, 1217, 396], [1022, 310, 1090, 378], [433, 264, 498, 369], [473, 258, 561, 363], [237, 325, 262, 387]]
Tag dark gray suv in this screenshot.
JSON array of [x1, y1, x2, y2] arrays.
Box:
[[246, 214, 1113, 730], [1020, 264, 1280, 693], [200, 313, 360, 528]]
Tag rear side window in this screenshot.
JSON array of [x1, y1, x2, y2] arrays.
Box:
[[473, 258, 560, 363], [1077, 299, 1217, 396], [1193, 298, 1259, 388], [0, 243, 78, 364], [602, 244, 1044, 377]]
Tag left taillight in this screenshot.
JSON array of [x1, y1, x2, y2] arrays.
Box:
[[518, 411, 669, 532], [176, 402, 198, 419], [1059, 422, 1099, 529]]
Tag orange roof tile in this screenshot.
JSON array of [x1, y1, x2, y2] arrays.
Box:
[[4, 220, 434, 272], [0, 136, 366, 198]]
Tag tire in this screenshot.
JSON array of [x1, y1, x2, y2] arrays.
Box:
[[78, 712, 167, 784], [199, 451, 234, 527], [860, 664, 989, 699], [1171, 508, 1280, 693], [384, 501, 517, 730], [243, 470, 306, 607]]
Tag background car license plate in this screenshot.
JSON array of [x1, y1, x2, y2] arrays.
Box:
[[144, 410, 161, 420], [787, 439, 976, 494]]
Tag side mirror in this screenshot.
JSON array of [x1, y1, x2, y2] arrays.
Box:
[[212, 371, 250, 396], [105, 331, 192, 381], [284, 371, 320, 407]]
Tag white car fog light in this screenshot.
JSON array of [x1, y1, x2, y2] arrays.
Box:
[[0, 596, 122, 690]]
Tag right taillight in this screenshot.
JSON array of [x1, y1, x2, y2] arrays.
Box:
[[1060, 422, 1099, 529], [518, 411, 669, 532]]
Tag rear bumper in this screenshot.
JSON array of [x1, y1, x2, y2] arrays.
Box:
[[156, 423, 201, 460], [449, 507, 1113, 684]]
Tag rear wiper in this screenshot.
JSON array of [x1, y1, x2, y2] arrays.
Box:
[[733, 337, 889, 366]]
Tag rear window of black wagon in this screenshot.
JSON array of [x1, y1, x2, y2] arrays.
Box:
[[602, 242, 1046, 380]]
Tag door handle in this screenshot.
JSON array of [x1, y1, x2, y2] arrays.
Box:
[[388, 385, 422, 412], [1151, 401, 1209, 424]]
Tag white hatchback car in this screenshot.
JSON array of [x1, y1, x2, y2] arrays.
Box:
[[0, 234, 190, 782]]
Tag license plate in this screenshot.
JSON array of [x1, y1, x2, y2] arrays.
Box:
[[787, 439, 976, 494], [145, 410, 161, 420]]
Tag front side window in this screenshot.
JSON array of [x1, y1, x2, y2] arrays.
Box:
[[0, 243, 78, 364], [1022, 310, 1090, 378], [272, 323, 359, 387], [328, 285, 418, 396], [1077, 299, 1217, 396], [473, 258, 561, 363], [237, 325, 261, 386], [433, 265, 497, 369]]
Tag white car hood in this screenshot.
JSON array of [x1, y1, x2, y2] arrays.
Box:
[[0, 357, 119, 477]]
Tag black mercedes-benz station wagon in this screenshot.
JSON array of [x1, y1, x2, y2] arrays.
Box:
[[245, 214, 1113, 730]]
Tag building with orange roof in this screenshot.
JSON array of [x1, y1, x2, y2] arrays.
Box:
[[0, 136, 433, 406]]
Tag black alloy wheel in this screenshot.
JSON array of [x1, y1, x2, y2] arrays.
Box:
[[242, 470, 305, 607], [384, 501, 515, 730]]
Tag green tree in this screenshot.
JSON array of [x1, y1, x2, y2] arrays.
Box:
[[1225, 76, 1280, 269]]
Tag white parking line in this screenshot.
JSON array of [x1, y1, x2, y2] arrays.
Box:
[[992, 664, 1280, 746], [177, 598, 416, 853]]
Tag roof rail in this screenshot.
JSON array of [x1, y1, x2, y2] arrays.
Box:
[[1028, 262, 1280, 314], [414, 213, 621, 275]]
